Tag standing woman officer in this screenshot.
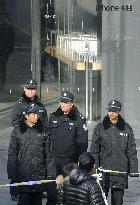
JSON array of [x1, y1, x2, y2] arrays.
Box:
[[90, 100, 138, 205]]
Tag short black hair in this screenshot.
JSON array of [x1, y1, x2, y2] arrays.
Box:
[[63, 162, 78, 177], [79, 152, 95, 173]]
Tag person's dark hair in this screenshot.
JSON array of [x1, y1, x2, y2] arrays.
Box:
[[63, 162, 78, 177], [79, 152, 95, 173]]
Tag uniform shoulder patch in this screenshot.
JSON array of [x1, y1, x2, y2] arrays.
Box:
[[18, 97, 24, 104], [53, 120, 58, 123], [79, 113, 86, 119], [83, 124, 88, 131]]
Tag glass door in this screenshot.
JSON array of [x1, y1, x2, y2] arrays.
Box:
[[40, 0, 102, 119]]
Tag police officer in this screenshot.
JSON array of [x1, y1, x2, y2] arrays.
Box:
[[90, 100, 138, 205], [7, 102, 49, 205], [10, 79, 48, 200], [46, 91, 88, 205], [11, 79, 48, 127]]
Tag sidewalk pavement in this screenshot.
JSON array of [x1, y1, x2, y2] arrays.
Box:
[[0, 102, 140, 204]]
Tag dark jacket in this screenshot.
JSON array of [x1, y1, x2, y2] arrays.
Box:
[[49, 105, 88, 159], [11, 92, 48, 127], [7, 119, 49, 192], [90, 115, 138, 189], [57, 168, 106, 205]]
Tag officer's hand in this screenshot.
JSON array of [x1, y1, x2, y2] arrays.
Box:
[[56, 175, 64, 186]]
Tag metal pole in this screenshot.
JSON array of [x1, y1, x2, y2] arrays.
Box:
[[31, 0, 41, 97], [85, 54, 89, 119], [57, 0, 61, 94], [58, 59, 61, 94], [89, 65, 93, 121]]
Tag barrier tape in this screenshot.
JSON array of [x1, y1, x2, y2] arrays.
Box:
[[93, 168, 139, 205], [92, 173, 108, 205], [97, 167, 140, 177], [0, 179, 55, 187], [98, 167, 127, 174]]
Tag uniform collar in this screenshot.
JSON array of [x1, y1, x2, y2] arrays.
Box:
[[19, 118, 44, 133], [54, 105, 78, 121], [103, 115, 125, 131], [22, 92, 39, 103]]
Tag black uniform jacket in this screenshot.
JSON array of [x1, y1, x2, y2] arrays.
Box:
[[57, 168, 106, 205], [90, 115, 138, 189], [49, 105, 88, 159], [11, 92, 48, 127], [7, 119, 49, 192]]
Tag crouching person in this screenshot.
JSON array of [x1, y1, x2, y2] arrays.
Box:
[[7, 102, 49, 205], [57, 152, 106, 205]]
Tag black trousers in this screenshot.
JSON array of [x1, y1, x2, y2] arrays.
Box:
[[17, 192, 42, 205], [102, 173, 124, 205], [104, 188, 124, 205], [46, 181, 57, 205], [10, 179, 19, 197], [46, 156, 78, 205], [111, 188, 124, 205]]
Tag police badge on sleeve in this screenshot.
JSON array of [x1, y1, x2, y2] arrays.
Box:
[[83, 124, 88, 131]]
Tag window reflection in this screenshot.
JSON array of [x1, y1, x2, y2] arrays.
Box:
[[0, 0, 31, 102], [41, 0, 101, 120]]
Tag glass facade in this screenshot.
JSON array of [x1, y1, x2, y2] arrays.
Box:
[[0, 0, 140, 140], [40, 0, 101, 120], [0, 0, 32, 97]]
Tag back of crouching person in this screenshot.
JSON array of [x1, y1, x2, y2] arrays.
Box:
[[57, 152, 106, 205], [7, 103, 49, 205]]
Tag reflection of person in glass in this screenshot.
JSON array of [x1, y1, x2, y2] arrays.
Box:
[[0, 3, 15, 90]]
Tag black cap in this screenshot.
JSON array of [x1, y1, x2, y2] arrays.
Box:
[[24, 79, 37, 89], [60, 91, 74, 103], [24, 103, 40, 114], [107, 100, 122, 112]]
